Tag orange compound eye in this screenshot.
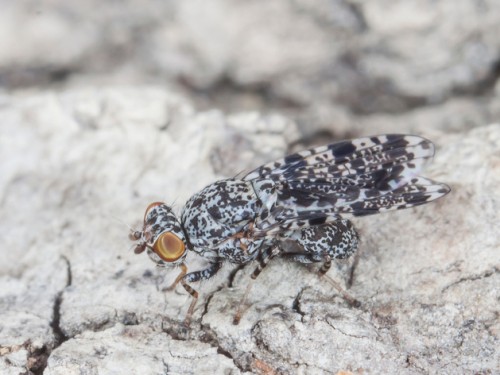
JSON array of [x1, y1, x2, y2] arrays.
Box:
[[153, 232, 186, 262], [144, 202, 165, 222]]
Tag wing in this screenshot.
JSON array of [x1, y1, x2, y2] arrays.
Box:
[[244, 134, 450, 234], [244, 134, 434, 186]]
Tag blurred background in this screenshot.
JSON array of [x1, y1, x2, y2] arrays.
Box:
[[2, 0, 499, 141]]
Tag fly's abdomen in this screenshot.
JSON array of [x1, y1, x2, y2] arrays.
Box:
[[299, 220, 359, 259]]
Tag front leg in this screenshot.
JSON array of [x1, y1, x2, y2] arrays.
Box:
[[162, 263, 188, 292], [165, 261, 223, 326]]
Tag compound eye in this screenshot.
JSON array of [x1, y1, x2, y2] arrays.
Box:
[[153, 232, 186, 262], [144, 202, 165, 222]]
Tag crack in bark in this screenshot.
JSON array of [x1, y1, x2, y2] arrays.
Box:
[[50, 256, 72, 346], [197, 325, 248, 373], [441, 267, 498, 293], [291, 288, 305, 318], [49, 293, 67, 348], [197, 287, 249, 373], [161, 318, 193, 341], [161, 358, 169, 375], [26, 256, 73, 375], [325, 318, 372, 341]]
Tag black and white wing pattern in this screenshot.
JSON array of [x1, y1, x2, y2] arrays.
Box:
[[243, 134, 450, 233]]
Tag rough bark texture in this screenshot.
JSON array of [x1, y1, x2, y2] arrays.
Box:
[[0, 89, 498, 374], [0, 1, 499, 374]]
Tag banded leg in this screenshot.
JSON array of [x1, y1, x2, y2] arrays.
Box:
[[170, 261, 223, 326], [162, 263, 188, 292], [233, 246, 280, 325], [322, 272, 360, 307], [318, 259, 332, 277], [282, 253, 360, 307]]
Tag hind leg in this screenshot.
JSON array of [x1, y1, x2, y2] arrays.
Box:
[[282, 220, 361, 306], [283, 252, 360, 307]]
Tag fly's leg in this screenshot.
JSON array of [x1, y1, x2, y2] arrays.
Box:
[[285, 220, 361, 307], [233, 246, 280, 325], [179, 279, 198, 327], [321, 265, 360, 307], [162, 264, 188, 292], [318, 258, 359, 306], [318, 259, 331, 276], [282, 253, 360, 307], [169, 261, 223, 326]]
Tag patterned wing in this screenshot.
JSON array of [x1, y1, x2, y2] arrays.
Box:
[[243, 134, 450, 234], [244, 134, 434, 187]]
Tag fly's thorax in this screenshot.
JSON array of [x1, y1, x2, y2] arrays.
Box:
[[180, 179, 261, 251], [132, 202, 188, 266]]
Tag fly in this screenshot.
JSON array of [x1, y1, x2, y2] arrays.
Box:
[[130, 134, 450, 325]]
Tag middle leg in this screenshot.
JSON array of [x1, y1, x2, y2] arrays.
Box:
[[233, 246, 280, 325]]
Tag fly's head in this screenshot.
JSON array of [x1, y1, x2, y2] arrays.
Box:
[[129, 202, 187, 267]]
